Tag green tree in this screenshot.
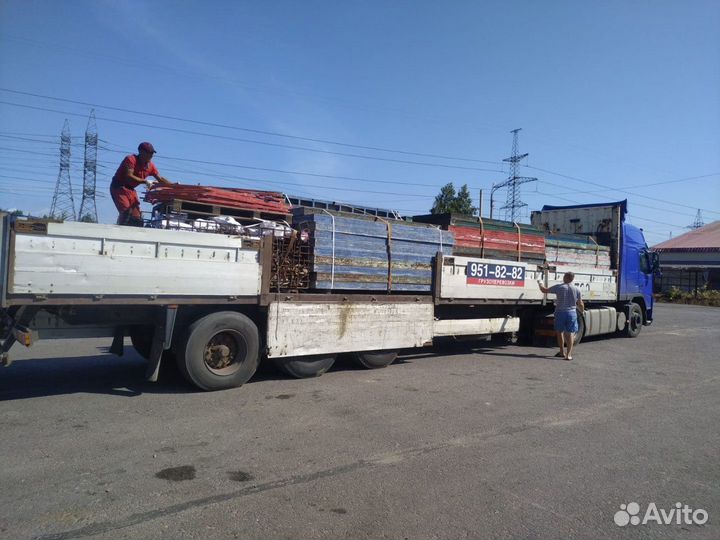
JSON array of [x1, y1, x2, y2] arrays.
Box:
[[79, 213, 97, 223], [49, 210, 73, 221], [430, 183, 456, 214], [455, 184, 477, 215], [430, 182, 477, 215], [0, 208, 25, 216]]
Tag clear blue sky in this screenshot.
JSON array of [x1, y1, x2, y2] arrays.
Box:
[[1, 0, 718, 245]]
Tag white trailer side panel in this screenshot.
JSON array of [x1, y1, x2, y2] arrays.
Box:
[[267, 301, 433, 358], [439, 255, 545, 301], [433, 317, 520, 337], [440, 255, 617, 303], [546, 266, 617, 302], [10, 222, 261, 296]]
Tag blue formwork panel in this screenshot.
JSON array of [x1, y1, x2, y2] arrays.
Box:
[[311, 231, 450, 257], [312, 264, 432, 279], [303, 214, 452, 244], [293, 209, 455, 292], [312, 281, 432, 292]]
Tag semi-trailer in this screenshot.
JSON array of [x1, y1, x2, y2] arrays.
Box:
[[0, 200, 658, 391]]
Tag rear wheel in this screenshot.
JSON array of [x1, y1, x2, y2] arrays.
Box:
[[273, 354, 337, 378], [353, 350, 398, 369], [625, 303, 643, 338], [177, 311, 259, 391]]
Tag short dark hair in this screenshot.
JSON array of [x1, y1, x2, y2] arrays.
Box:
[[563, 272, 575, 283]]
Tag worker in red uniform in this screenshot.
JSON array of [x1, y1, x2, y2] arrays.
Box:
[[110, 142, 172, 226]]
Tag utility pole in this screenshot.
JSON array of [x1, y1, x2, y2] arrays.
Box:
[[494, 128, 537, 222], [50, 119, 76, 221], [78, 110, 98, 222], [688, 209, 704, 230]]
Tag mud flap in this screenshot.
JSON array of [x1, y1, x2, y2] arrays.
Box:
[[145, 306, 178, 383], [109, 326, 125, 356]]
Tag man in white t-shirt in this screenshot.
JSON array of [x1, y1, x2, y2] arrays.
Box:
[[538, 272, 585, 360]]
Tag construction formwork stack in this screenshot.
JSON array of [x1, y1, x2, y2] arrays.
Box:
[[292, 208, 454, 292], [412, 214, 546, 265], [544, 233, 612, 269]]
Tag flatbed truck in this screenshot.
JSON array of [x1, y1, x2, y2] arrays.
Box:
[[0, 201, 658, 391]]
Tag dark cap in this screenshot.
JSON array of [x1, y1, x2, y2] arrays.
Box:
[[138, 142, 156, 154]]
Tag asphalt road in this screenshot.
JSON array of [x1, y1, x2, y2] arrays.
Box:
[[0, 303, 718, 540]]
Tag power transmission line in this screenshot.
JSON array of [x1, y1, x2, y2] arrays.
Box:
[[94, 146, 488, 191], [0, 88, 505, 165], [3, 129, 715, 230], [0, 100, 505, 173], [2, 128, 716, 218], [0, 143, 484, 191], [534, 180, 699, 219], [533, 189, 688, 229], [536, 172, 719, 197], [524, 164, 720, 216]]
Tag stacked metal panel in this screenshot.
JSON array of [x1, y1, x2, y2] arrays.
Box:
[[545, 234, 612, 269], [293, 209, 454, 292], [412, 214, 546, 265]]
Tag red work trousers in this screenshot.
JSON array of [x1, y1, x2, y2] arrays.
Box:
[[110, 185, 143, 226]]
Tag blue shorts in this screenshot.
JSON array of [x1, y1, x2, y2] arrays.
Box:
[[554, 310, 578, 333]]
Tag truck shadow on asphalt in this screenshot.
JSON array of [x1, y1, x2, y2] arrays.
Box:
[[392, 340, 552, 362], [0, 347, 193, 400], [0, 340, 585, 400]]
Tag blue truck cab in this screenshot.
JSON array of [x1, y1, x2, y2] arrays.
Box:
[[532, 200, 657, 332], [620, 222, 656, 325]]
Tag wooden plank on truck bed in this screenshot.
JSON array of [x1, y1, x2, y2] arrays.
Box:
[[164, 200, 291, 224]]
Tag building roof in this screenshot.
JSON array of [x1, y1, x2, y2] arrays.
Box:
[[653, 221, 720, 252]]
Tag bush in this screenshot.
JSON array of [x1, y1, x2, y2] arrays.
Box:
[[655, 287, 720, 307]]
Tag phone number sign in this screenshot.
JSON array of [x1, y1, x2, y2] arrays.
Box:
[[466, 262, 525, 287]]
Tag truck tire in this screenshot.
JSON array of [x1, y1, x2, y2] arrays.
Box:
[[353, 350, 398, 369], [273, 354, 336, 378], [177, 311, 259, 391], [625, 303, 643, 338]]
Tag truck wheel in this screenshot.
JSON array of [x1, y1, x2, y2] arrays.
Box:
[[353, 350, 398, 369], [130, 326, 176, 362], [273, 354, 336, 378], [573, 310, 585, 345], [625, 303, 643, 338], [177, 312, 259, 391]]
